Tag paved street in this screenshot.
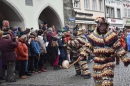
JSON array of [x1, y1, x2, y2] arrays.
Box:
[[1, 53, 130, 86]]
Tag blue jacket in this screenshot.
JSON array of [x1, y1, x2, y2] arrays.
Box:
[[58, 39, 67, 59], [30, 40, 40, 56]]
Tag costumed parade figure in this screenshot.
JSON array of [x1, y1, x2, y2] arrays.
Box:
[[78, 17, 130, 86], [67, 29, 91, 79]]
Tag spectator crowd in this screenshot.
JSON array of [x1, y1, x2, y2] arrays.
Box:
[[0, 20, 130, 84]]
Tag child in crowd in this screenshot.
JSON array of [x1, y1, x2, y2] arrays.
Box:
[[30, 35, 41, 74]]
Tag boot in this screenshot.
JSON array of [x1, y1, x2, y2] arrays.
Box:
[[75, 71, 81, 76], [40, 67, 47, 72], [53, 66, 60, 70], [83, 75, 91, 79], [25, 72, 32, 76]]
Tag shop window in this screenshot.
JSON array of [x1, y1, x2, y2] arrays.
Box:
[[99, 0, 102, 11], [117, 9, 121, 18], [74, 0, 80, 8], [84, 0, 89, 9], [92, 0, 97, 10]]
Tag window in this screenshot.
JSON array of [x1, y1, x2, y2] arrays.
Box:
[[99, 0, 102, 11], [92, 0, 96, 10], [125, 9, 127, 17], [74, 0, 80, 8], [128, 9, 130, 17], [110, 8, 114, 18], [84, 0, 89, 9], [106, 7, 110, 17], [117, 9, 121, 18]]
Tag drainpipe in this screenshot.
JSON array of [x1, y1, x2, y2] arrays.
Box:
[[104, 0, 106, 18]]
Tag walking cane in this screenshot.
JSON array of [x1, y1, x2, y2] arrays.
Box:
[[62, 58, 80, 69]]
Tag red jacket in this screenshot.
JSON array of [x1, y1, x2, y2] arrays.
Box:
[[15, 40, 28, 61]]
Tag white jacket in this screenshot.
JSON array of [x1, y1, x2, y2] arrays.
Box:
[[38, 36, 46, 51]]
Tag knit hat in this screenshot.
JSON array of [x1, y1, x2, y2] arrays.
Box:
[[95, 17, 109, 27], [48, 27, 53, 32]]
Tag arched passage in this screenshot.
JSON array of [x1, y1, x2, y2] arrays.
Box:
[[0, 1, 25, 29], [38, 6, 62, 30]]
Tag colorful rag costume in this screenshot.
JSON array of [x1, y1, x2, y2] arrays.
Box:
[[79, 17, 130, 86], [67, 29, 91, 79]]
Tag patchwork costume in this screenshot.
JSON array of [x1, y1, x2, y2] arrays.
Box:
[[79, 17, 130, 86], [67, 29, 91, 79]]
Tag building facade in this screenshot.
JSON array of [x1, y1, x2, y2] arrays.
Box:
[[0, 0, 65, 30], [105, 0, 124, 30], [73, 0, 105, 30], [122, 0, 130, 29]]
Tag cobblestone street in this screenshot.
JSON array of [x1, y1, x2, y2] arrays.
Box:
[[1, 53, 130, 86]]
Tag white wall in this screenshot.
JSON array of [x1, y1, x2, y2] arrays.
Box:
[[6, 0, 64, 30]]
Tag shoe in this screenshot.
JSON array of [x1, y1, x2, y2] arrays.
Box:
[[83, 75, 91, 79], [25, 72, 32, 76], [40, 67, 47, 72], [75, 72, 81, 76], [6, 79, 16, 82], [53, 66, 60, 70], [20, 76, 27, 79]]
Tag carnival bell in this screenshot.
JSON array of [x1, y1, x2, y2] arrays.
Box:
[[62, 60, 70, 69]]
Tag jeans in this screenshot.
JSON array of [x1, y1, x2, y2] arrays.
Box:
[[19, 60, 26, 77], [25, 60, 28, 72], [35, 57, 39, 70], [6, 61, 15, 81]]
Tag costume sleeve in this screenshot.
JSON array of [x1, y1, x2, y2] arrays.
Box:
[[79, 41, 93, 60], [113, 38, 130, 66]]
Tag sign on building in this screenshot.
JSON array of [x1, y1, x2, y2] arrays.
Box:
[[25, 0, 33, 6]]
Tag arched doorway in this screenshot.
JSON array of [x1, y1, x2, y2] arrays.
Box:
[[0, 1, 25, 29], [38, 6, 62, 30]]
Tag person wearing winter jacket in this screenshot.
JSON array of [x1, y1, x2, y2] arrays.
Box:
[[30, 35, 41, 74], [15, 35, 28, 79], [37, 30, 47, 72]]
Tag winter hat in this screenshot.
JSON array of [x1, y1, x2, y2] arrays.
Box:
[[48, 27, 53, 32], [13, 26, 18, 31]]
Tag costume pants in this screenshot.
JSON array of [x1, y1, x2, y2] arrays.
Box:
[[93, 62, 115, 86]]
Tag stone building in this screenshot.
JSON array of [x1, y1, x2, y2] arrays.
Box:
[[0, 0, 73, 30]]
